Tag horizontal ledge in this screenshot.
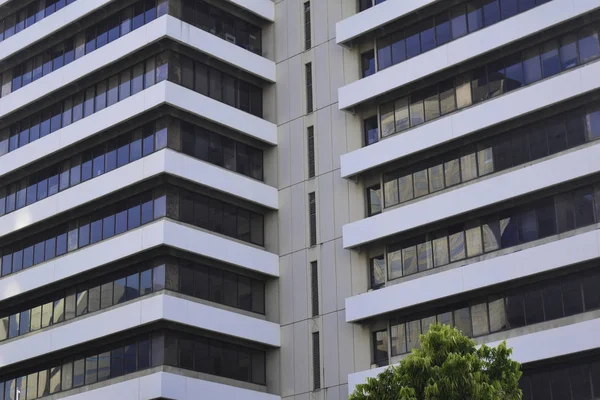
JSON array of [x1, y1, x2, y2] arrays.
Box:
[[0, 0, 114, 61], [335, 0, 437, 45], [0, 294, 280, 369], [0, 219, 279, 302], [0, 149, 277, 239], [348, 316, 600, 395], [345, 229, 600, 322], [337, 0, 595, 109], [0, 15, 275, 121], [0, 80, 277, 180], [343, 142, 600, 248], [340, 58, 600, 179]]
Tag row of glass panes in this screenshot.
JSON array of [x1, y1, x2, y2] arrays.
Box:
[[0, 0, 168, 99], [0, 119, 167, 217], [180, 0, 262, 55], [375, 0, 552, 73], [175, 186, 265, 246], [358, 0, 386, 12], [520, 358, 600, 400], [0, 188, 166, 278], [180, 120, 263, 181], [0, 117, 265, 218], [165, 331, 266, 385], [0, 256, 266, 343], [0, 50, 264, 157], [370, 22, 600, 145], [367, 101, 600, 216], [0, 0, 77, 43], [373, 265, 600, 364], [0, 52, 168, 156], [171, 52, 263, 117], [371, 181, 600, 287], [0, 330, 267, 400], [0, 335, 151, 400], [0, 185, 265, 278]]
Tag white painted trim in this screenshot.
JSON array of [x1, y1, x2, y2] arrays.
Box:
[[0, 149, 277, 239], [0, 0, 115, 61], [348, 317, 600, 395], [338, 0, 598, 110], [0, 294, 279, 369], [0, 81, 277, 179], [224, 0, 274, 22], [0, 219, 279, 302], [336, 0, 437, 45], [0, 15, 275, 121], [51, 371, 280, 400], [343, 141, 600, 248], [345, 229, 600, 322], [340, 58, 600, 178]]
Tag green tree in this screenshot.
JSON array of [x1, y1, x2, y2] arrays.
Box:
[[350, 324, 522, 400]]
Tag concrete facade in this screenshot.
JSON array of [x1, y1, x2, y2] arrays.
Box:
[[2, 0, 600, 398]]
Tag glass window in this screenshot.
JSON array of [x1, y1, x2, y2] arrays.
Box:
[[540, 40, 561, 78], [482, 0, 500, 26], [101, 282, 113, 309], [409, 93, 425, 127], [405, 24, 421, 59], [417, 241, 433, 272], [433, 234, 449, 267], [423, 88, 440, 121], [402, 245, 417, 276], [420, 19, 435, 53], [454, 307, 472, 336], [439, 79, 456, 115], [367, 185, 382, 216], [471, 302, 489, 336], [387, 246, 402, 280], [455, 72, 472, 109], [444, 158, 460, 187], [435, 12, 451, 46], [126, 273, 140, 300], [488, 297, 507, 332], [465, 223, 482, 257], [390, 322, 406, 356], [519, 208, 538, 243], [466, 1, 483, 33], [560, 34, 579, 70], [523, 47, 542, 84], [394, 97, 410, 132], [504, 53, 524, 92], [370, 255, 385, 288], [578, 25, 600, 63], [562, 278, 583, 316], [505, 293, 525, 328], [536, 198, 557, 238], [569, 364, 592, 400], [524, 289, 544, 325], [471, 66, 488, 104], [406, 320, 421, 351], [587, 105, 600, 141], [114, 277, 126, 304], [428, 164, 444, 193], [390, 31, 406, 65], [85, 355, 98, 384], [73, 358, 85, 387], [450, 5, 468, 39], [364, 116, 379, 146], [574, 187, 595, 228], [380, 102, 395, 137], [583, 272, 600, 310], [449, 228, 466, 262], [372, 330, 388, 364], [542, 283, 564, 321], [361, 50, 375, 78], [413, 169, 428, 198]]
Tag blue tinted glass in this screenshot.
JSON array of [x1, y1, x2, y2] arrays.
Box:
[[500, 215, 519, 247], [519, 0, 535, 11], [467, 2, 483, 33], [435, 13, 452, 46], [420, 23, 436, 53], [451, 6, 468, 39], [482, 0, 500, 26], [500, 0, 518, 18], [405, 29, 420, 58], [540, 41, 561, 78]]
